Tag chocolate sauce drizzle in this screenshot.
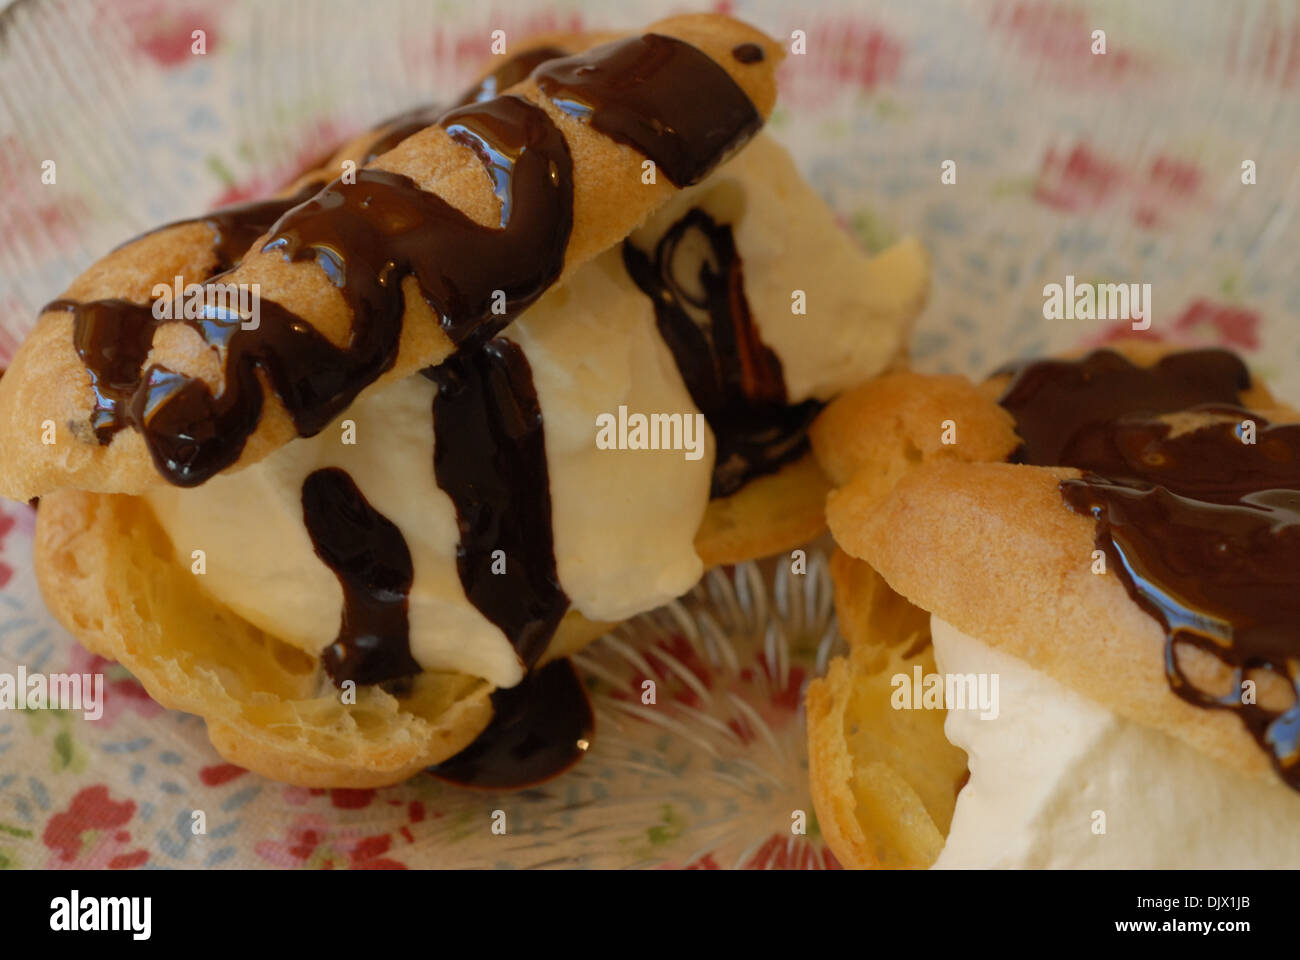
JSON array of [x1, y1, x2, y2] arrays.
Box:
[[360, 44, 571, 164], [48, 182, 333, 446], [301, 467, 420, 687], [50, 298, 159, 443], [423, 338, 569, 673], [999, 348, 1250, 467], [999, 348, 1300, 789], [623, 209, 821, 498], [430, 658, 593, 788], [535, 33, 762, 186]]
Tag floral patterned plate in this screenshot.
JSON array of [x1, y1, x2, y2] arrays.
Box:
[[3, 0, 1299, 869]]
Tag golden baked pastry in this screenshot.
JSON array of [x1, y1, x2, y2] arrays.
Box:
[[806, 550, 967, 868]]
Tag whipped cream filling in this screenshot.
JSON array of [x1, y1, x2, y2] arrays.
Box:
[[930, 615, 1300, 869], [145, 132, 911, 689]]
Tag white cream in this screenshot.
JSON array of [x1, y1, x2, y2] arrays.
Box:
[[930, 615, 1300, 869], [503, 251, 711, 622], [145, 375, 526, 687]]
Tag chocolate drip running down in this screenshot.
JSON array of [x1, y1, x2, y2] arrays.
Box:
[[430, 658, 593, 789], [301, 467, 420, 687], [424, 339, 569, 672], [623, 209, 821, 498], [999, 348, 1300, 789]]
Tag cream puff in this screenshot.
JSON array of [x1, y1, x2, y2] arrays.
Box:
[[0, 14, 928, 787], [809, 341, 1300, 867]]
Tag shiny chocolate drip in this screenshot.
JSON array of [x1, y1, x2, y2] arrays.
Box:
[[302, 467, 420, 687], [999, 348, 1250, 468], [460, 43, 570, 105], [361, 44, 571, 164], [49, 298, 159, 443], [46, 183, 330, 444], [424, 338, 568, 671], [268, 96, 572, 348], [999, 348, 1300, 789], [623, 209, 821, 498], [111, 180, 327, 263], [535, 33, 762, 186], [430, 658, 594, 788], [732, 42, 765, 63]]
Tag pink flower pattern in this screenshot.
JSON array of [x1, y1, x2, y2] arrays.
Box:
[[43, 786, 150, 869]]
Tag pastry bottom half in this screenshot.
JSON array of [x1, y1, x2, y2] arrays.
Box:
[[806, 550, 968, 869], [33, 451, 830, 787]]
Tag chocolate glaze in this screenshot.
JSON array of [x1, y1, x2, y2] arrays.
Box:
[[423, 339, 568, 672], [50, 297, 159, 443], [47, 184, 332, 445], [999, 348, 1251, 468], [732, 42, 765, 63], [623, 209, 821, 498], [999, 348, 1300, 789], [430, 657, 594, 789], [268, 95, 573, 352], [301, 467, 420, 687], [535, 33, 762, 186], [110, 180, 326, 265], [361, 46, 572, 165], [461, 44, 571, 106]]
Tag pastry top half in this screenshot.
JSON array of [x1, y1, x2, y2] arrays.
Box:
[[813, 340, 1300, 791], [0, 14, 785, 500]]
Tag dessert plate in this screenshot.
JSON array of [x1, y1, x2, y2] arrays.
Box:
[[2, 0, 1299, 869]]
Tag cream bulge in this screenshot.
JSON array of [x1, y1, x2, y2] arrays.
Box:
[[930, 615, 1300, 869]]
